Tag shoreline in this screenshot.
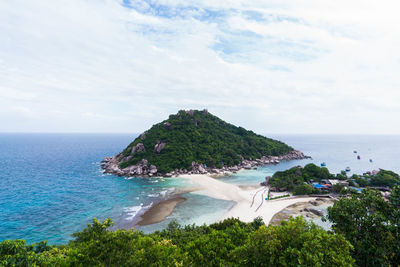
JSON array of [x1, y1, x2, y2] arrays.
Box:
[[269, 198, 335, 226], [136, 196, 186, 226], [185, 174, 317, 225], [130, 187, 199, 228], [101, 150, 310, 177], [134, 173, 319, 228]]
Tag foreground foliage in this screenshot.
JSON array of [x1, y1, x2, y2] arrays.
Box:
[[327, 187, 400, 266], [0, 217, 354, 266], [120, 110, 293, 172]]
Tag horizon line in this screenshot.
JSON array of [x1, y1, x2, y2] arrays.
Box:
[[0, 132, 399, 136]]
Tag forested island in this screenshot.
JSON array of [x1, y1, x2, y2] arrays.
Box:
[[102, 109, 309, 177]]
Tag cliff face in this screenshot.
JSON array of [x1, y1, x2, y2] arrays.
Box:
[[101, 109, 309, 177]]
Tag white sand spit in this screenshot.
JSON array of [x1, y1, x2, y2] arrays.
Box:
[[180, 174, 316, 224]]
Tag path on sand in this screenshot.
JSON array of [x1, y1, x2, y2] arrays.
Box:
[[181, 174, 316, 224]]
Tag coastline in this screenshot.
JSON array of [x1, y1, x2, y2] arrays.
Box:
[[101, 150, 310, 178], [129, 187, 199, 228], [182, 174, 317, 224], [136, 196, 186, 226], [134, 173, 318, 228], [269, 198, 335, 227]]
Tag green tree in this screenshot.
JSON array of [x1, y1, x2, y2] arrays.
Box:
[[355, 177, 369, 187], [293, 183, 314, 195], [327, 189, 400, 266], [389, 185, 400, 208], [0, 217, 357, 267], [68, 218, 187, 266], [332, 183, 345, 193], [230, 217, 354, 266]]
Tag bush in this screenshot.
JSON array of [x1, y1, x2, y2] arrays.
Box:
[[269, 194, 290, 200], [332, 183, 345, 193], [370, 169, 400, 188], [1, 217, 355, 266], [230, 217, 354, 266], [327, 188, 400, 266], [293, 184, 314, 195]]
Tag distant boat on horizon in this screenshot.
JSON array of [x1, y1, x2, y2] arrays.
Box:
[[320, 162, 326, 167]]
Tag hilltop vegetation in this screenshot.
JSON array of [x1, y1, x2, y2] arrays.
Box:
[[116, 110, 293, 173]]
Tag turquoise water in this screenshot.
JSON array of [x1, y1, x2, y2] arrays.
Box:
[[1, 134, 399, 244], [139, 193, 235, 234], [0, 134, 190, 244]]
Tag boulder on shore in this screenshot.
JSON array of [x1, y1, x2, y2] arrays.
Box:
[[101, 149, 310, 178]]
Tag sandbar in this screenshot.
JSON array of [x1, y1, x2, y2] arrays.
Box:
[[136, 196, 186, 226], [180, 174, 317, 224]]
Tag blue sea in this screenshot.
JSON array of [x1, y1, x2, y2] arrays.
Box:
[[0, 133, 399, 244]]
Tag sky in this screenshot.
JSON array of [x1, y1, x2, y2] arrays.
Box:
[[1, 0, 400, 134]]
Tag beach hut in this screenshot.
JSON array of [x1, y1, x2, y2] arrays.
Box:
[[312, 183, 324, 189], [322, 184, 332, 190], [320, 179, 331, 185]]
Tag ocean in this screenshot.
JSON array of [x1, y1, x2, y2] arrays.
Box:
[[0, 133, 399, 244]]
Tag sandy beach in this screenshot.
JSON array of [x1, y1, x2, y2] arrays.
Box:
[[180, 174, 317, 225], [136, 196, 186, 226], [136, 173, 318, 227]]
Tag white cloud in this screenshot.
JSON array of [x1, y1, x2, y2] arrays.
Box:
[[0, 0, 399, 134]]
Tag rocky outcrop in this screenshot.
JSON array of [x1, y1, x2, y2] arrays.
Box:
[[149, 165, 158, 175], [191, 162, 207, 174], [304, 208, 324, 216], [154, 141, 166, 154], [102, 157, 158, 177], [131, 143, 145, 154], [101, 149, 310, 178], [163, 122, 171, 130]]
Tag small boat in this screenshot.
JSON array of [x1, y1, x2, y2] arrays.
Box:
[[345, 167, 351, 172], [320, 162, 326, 167], [369, 159, 373, 163], [357, 155, 361, 160], [353, 150, 357, 153]]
